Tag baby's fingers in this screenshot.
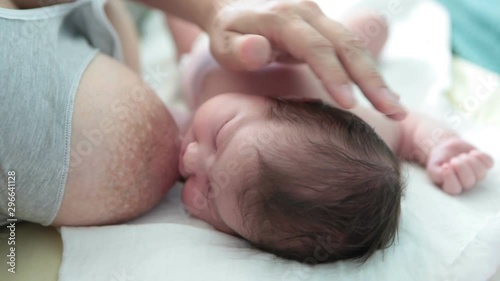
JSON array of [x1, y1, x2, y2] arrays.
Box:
[[473, 150, 494, 169], [468, 150, 489, 182], [441, 164, 462, 195], [451, 155, 476, 190]]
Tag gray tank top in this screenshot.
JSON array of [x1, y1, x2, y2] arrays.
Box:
[[0, 0, 122, 225]]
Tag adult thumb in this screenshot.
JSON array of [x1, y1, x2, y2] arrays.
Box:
[[211, 32, 273, 71]]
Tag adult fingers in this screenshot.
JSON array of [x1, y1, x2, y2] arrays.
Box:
[[210, 31, 273, 71], [279, 20, 355, 108], [307, 15, 407, 120], [221, 5, 356, 108]]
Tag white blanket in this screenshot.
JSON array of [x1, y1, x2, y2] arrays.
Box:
[[59, 1, 500, 280]]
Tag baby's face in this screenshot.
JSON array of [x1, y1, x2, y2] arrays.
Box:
[[179, 93, 273, 238]]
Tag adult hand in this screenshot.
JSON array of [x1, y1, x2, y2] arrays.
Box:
[[205, 0, 407, 120]]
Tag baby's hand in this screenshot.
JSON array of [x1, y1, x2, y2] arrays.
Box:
[[426, 137, 494, 195]]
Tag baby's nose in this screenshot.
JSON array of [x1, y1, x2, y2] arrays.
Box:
[[183, 142, 200, 176]]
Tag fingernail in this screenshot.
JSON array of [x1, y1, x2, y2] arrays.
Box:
[[380, 88, 407, 117], [387, 111, 408, 120], [332, 84, 355, 108], [381, 88, 401, 103]]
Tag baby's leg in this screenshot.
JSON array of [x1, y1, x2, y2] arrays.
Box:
[[167, 15, 203, 58], [105, 0, 141, 72]]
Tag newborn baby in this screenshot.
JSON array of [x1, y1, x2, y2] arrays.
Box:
[[179, 93, 402, 262], [172, 14, 494, 263]]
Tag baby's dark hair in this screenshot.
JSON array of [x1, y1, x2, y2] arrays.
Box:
[[240, 98, 404, 263]]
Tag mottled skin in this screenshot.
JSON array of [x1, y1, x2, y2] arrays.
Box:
[[3, 0, 180, 225]]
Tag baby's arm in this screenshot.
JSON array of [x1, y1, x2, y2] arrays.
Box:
[[104, 0, 140, 72], [399, 114, 493, 194], [354, 108, 494, 194]]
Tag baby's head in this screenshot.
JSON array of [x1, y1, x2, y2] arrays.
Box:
[[179, 93, 403, 263]]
